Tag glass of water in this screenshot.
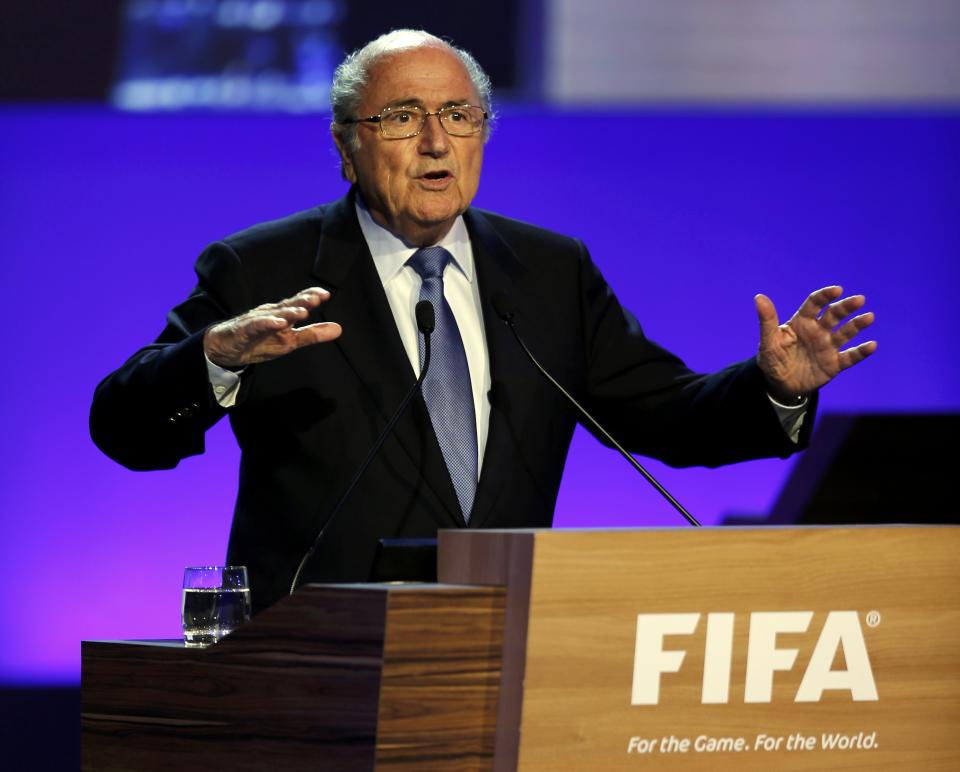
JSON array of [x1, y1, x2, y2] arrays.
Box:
[[182, 566, 252, 648]]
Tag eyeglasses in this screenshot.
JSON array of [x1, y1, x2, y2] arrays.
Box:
[[340, 104, 488, 139]]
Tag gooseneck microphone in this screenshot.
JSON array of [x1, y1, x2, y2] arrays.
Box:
[[491, 293, 700, 528], [289, 301, 437, 594]]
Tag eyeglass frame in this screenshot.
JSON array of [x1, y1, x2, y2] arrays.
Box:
[[339, 104, 489, 139]]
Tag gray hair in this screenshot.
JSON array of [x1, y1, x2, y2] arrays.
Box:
[[330, 30, 494, 172]]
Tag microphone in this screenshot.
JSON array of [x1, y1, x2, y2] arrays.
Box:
[[289, 300, 436, 594], [491, 293, 700, 527], [415, 299, 435, 336]]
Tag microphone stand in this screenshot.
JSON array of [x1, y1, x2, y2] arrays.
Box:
[[289, 302, 436, 594]]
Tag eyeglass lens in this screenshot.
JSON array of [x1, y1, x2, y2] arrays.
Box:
[[380, 106, 484, 137]]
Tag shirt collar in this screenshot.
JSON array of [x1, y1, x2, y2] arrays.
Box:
[[354, 194, 474, 286]]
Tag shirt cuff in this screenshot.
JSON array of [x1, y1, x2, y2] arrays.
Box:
[[206, 354, 244, 408], [767, 394, 808, 444]]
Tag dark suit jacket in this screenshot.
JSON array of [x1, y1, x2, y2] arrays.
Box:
[[90, 191, 814, 611]]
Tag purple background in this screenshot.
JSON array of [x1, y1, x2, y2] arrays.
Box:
[[1, 105, 957, 684]]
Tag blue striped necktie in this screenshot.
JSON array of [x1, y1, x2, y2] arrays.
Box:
[[406, 246, 478, 522]]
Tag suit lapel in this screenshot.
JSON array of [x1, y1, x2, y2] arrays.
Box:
[[310, 193, 464, 529], [463, 208, 529, 529]]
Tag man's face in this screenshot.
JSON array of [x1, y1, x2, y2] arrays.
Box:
[[336, 45, 484, 246]]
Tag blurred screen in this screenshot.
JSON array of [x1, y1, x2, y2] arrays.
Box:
[[109, 0, 526, 111], [113, 0, 344, 111], [546, 0, 960, 104]]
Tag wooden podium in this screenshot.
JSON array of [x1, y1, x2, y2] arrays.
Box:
[[82, 526, 960, 770]]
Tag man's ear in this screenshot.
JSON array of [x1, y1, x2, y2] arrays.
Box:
[[332, 129, 358, 184]]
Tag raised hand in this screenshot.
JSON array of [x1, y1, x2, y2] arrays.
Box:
[[755, 286, 876, 402], [203, 287, 342, 368]]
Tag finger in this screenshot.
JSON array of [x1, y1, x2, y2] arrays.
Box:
[[754, 293, 781, 342], [290, 321, 343, 348], [831, 311, 875, 347], [838, 340, 878, 370], [819, 294, 866, 328], [251, 289, 326, 314], [263, 305, 310, 323], [239, 315, 291, 338], [275, 287, 331, 310], [797, 285, 843, 320]]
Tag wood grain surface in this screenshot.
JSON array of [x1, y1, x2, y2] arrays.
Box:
[[439, 530, 535, 770], [82, 583, 504, 771], [375, 588, 505, 770], [441, 526, 960, 772]]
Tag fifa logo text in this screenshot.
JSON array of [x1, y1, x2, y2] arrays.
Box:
[[631, 611, 878, 705]]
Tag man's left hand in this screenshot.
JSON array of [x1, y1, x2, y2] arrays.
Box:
[[755, 286, 877, 403]]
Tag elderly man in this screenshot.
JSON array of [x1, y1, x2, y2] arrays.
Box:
[[90, 30, 875, 612]]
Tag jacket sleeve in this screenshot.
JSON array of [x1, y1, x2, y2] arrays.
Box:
[[575, 241, 817, 468], [89, 240, 254, 470]]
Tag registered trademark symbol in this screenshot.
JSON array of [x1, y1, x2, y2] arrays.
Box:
[[865, 610, 881, 627]]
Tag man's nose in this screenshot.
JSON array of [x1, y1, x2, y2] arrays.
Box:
[[417, 113, 450, 156]]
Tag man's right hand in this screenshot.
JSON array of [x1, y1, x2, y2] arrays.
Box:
[[203, 287, 342, 368]]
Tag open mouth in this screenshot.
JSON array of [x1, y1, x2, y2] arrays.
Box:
[[421, 170, 451, 180]]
